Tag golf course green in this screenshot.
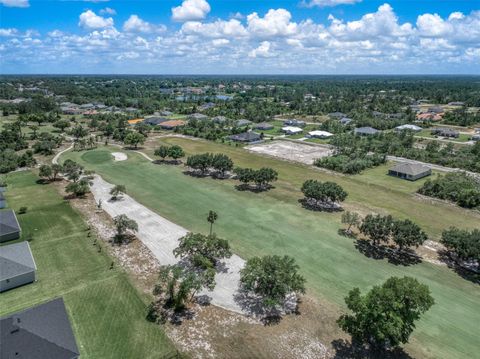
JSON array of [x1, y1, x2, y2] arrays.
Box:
[[61, 143, 480, 359]]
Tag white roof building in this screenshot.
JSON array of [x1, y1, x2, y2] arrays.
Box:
[[282, 126, 303, 135], [395, 124, 422, 132], [308, 130, 334, 138]]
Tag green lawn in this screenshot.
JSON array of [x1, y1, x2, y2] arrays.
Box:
[[0, 171, 178, 359], [61, 142, 480, 359]]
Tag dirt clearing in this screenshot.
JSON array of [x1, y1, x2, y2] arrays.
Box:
[[247, 141, 333, 165]]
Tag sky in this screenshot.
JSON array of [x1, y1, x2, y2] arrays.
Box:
[[0, 0, 479, 74]]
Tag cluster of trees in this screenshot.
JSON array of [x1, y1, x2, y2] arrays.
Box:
[[314, 153, 386, 174], [301, 179, 348, 210], [418, 172, 480, 209], [441, 227, 479, 269], [442, 108, 480, 127], [338, 276, 434, 351], [186, 153, 234, 177], [359, 214, 428, 251], [149, 229, 232, 321], [154, 145, 185, 163], [0, 149, 35, 174], [234, 167, 278, 191], [0, 121, 35, 173], [123, 131, 145, 149], [240, 255, 306, 309], [40, 159, 93, 197], [328, 132, 480, 173], [32, 133, 63, 155]]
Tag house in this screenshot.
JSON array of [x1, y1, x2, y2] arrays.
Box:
[[229, 132, 262, 143], [213, 116, 228, 124], [282, 126, 303, 135], [0, 192, 5, 209], [471, 134, 480, 142], [416, 112, 443, 122], [428, 106, 444, 114], [0, 298, 79, 359], [0, 209, 21, 242], [395, 124, 422, 132], [236, 119, 252, 127], [127, 118, 144, 125], [340, 117, 353, 125], [387, 113, 404, 119], [328, 112, 346, 119], [372, 111, 384, 118], [160, 120, 186, 130], [189, 113, 209, 121], [388, 163, 431, 181], [474, 128, 480, 134], [255, 122, 274, 131], [431, 127, 459, 138], [160, 110, 173, 116], [144, 117, 170, 126], [308, 130, 333, 139], [283, 119, 306, 127], [354, 127, 380, 136], [0, 241, 36, 292], [448, 102, 464, 106]]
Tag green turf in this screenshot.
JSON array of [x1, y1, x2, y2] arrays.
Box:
[[0, 171, 178, 359], [61, 142, 480, 359]]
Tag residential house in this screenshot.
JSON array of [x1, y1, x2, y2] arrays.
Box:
[[0, 192, 5, 209], [283, 119, 306, 127], [0, 209, 21, 243], [0, 298, 80, 358], [308, 130, 333, 139], [282, 126, 303, 135], [388, 163, 432, 181], [236, 119, 252, 127], [159, 120, 186, 130], [144, 117, 170, 126], [354, 127, 380, 136], [189, 113, 209, 121], [340, 117, 353, 125], [229, 132, 262, 143], [431, 128, 459, 138], [255, 122, 274, 131], [328, 112, 346, 119], [0, 241, 36, 292], [395, 124, 422, 132]]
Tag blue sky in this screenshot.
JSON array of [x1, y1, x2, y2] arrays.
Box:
[[1, 0, 479, 74]]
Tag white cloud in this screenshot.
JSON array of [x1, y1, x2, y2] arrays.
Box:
[[416, 13, 452, 37], [123, 15, 166, 33], [212, 38, 230, 47], [0, 28, 19, 36], [247, 9, 297, 38], [172, 0, 210, 22], [181, 19, 247, 38], [304, 0, 361, 8], [328, 4, 413, 40], [0, 0, 29, 7], [79, 10, 114, 29], [249, 41, 274, 58], [100, 7, 116, 16]]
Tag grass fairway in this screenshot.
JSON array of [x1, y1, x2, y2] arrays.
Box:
[[0, 171, 178, 359], [60, 142, 480, 359]]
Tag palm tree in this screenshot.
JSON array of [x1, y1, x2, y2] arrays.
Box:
[[207, 210, 218, 236]]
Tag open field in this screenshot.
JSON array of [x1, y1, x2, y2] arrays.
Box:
[[247, 140, 333, 165], [0, 171, 178, 359], [60, 140, 480, 359]]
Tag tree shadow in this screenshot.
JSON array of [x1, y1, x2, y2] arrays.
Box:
[[355, 240, 422, 266], [338, 228, 358, 239], [35, 179, 50, 185], [331, 339, 414, 359], [182, 169, 209, 178], [298, 198, 343, 212], [111, 233, 136, 245], [437, 250, 479, 284], [235, 183, 274, 193], [153, 159, 182, 165], [233, 288, 298, 325]]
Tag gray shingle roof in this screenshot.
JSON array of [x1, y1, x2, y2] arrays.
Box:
[[0, 298, 79, 359], [229, 132, 261, 142], [0, 241, 36, 281], [390, 163, 431, 176], [0, 209, 21, 236], [354, 127, 379, 135]]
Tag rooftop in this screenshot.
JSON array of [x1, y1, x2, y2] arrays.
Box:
[[0, 209, 21, 236], [0, 241, 36, 281], [0, 298, 79, 359], [390, 163, 431, 176]]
